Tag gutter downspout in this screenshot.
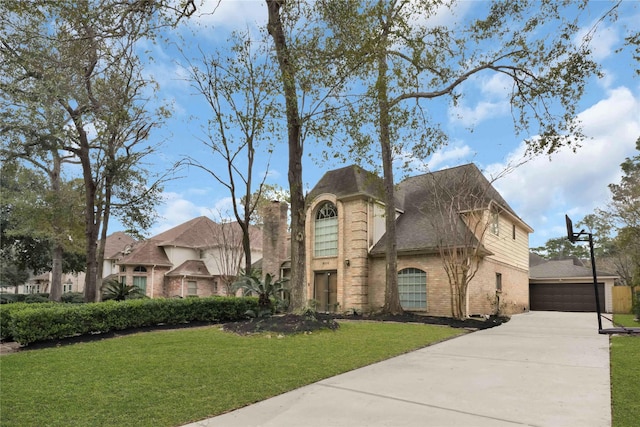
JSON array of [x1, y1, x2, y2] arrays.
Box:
[[150, 265, 156, 298]]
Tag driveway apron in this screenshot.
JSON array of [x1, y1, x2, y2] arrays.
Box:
[[185, 312, 611, 427]]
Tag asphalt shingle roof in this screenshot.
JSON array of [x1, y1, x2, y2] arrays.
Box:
[[529, 256, 617, 279], [308, 163, 530, 256]]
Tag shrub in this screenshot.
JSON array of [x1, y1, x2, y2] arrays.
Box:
[[233, 273, 288, 318], [24, 293, 50, 304], [0, 302, 56, 341], [61, 292, 85, 304], [102, 280, 146, 301], [5, 296, 259, 345]]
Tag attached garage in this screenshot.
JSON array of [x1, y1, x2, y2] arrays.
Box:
[[529, 254, 617, 313], [529, 282, 604, 312]]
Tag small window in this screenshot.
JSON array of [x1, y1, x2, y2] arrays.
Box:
[[398, 268, 427, 310], [188, 281, 198, 296], [496, 273, 502, 292], [512, 224, 516, 240], [491, 211, 499, 236], [63, 280, 73, 293], [120, 265, 126, 273], [134, 265, 147, 273]]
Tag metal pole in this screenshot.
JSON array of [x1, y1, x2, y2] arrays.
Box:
[[588, 233, 603, 331]]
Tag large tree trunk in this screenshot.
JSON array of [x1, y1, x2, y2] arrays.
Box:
[[377, 31, 402, 315], [49, 154, 63, 302], [77, 137, 99, 303], [266, 0, 306, 311], [49, 244, 63, 302]]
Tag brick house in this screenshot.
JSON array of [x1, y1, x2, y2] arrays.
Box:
[[116, 217, 262, 298], [302, 163, 532, 317]]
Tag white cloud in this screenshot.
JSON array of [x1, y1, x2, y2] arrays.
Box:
[[449, 73, 512, 127], [428, 144, 475, 171], [485, 86, 640, 247], [575, 20, 619, 62], [450, 100, 510, 127]]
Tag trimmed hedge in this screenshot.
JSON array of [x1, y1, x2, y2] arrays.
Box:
[[1, 296, 258, 345]]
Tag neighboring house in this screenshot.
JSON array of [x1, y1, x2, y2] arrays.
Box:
[[529, 253, 617, 313], [116, 217, 262, 298], [297, 163, 533, 317], [16, 231, 135, 295]]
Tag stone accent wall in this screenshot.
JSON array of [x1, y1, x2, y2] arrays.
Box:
[[339, 198, 370, 311]]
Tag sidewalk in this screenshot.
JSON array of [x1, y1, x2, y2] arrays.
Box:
[[184, 312, 611, 427]]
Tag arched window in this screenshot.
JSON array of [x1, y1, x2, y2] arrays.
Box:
[[134, 266, 147, 273], [314, 202, 338, 257], [398, 268, 427, 310]]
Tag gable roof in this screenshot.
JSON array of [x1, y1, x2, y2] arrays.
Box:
[[152, 216, 263, 250], [370, 163, 528, 255], [166, 260, 212, 277], [103, 231, 136, 259], [118, 240, 172, 266]]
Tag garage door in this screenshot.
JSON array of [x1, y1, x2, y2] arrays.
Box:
[[530, 283, 605, 312]]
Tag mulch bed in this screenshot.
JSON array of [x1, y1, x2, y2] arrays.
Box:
[[2, 312, 508, 354], [221, 312, 508, 335]]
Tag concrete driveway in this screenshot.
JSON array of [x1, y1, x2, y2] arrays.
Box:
[[184, 312, 612, 427]]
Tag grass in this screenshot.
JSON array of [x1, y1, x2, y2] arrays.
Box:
[[611, 314, 640, 427], [0, 322, 463, 427], [613, 314, 638, 328]]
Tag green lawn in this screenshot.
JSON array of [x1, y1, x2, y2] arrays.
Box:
[[613, 314, 638, 328], [611, 314, 640, 427], [0, 322, 463, 427]]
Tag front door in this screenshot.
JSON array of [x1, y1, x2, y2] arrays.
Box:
[[314, 271, 337, 312]]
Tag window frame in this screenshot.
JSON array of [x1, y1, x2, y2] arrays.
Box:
[[314, 202, 338, 257], [397, 268, 427, 310]]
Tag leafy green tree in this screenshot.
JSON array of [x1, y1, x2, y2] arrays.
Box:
[[265, 0, 350, 311], [531, 237, 590, 260], [607, 138, 640, 286], [0, 1, 169, 302], [320, 0, 611, 314], [0, 161, 85, 297]]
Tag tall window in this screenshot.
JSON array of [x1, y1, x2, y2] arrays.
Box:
[[398, 268, 427, 310], [496, 273, 502, 292], [315, 202, 338, 257], [133, 276, 147, 294], [133, 266, 147, 294]]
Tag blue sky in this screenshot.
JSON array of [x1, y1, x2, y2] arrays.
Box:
[[110, 0, 640, 249]]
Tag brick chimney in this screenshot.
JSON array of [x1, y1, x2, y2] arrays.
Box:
[[261, 201, 288, 280]]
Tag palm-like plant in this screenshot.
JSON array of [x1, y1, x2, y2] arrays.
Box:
[[232, 272, 288, 318], [101, 280, 145, 301]]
